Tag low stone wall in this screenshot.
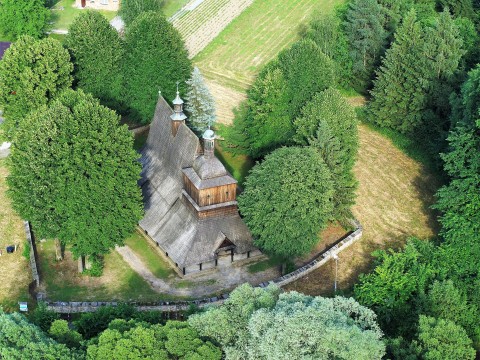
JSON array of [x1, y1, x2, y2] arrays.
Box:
[[25, 221, 40, 287], [46, 220, 363, 313]]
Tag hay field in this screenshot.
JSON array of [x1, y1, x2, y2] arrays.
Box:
[[0, 160, 32, 309], [193, 0, 344, 122], [285, 124, 441, 296], [194, 0, 344, 89]]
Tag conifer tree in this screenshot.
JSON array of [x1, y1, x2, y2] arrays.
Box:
[[344, 0, 387, 92], [185, 67, 216, 132], [368, 10, 463, 134]]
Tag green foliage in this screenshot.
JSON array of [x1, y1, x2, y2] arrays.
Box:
[[49, 320, 83, 349], [304, 14, 353, 89], [120, 0, 164, 27], [82, 255, 105, 277], [235, 67, 292, 158], [368, 9, 463, 134], [0, 0, 50, 41], [354, 239, 438, 336], [190, 284, 385, 360], [185, 67, 216, 132], [74, 304, 138, 339], [0, 36, 73, 139], [424, 280, 480, 343], [417, 316, 476, 360], [7, 89, 143, 259], [437, 0, 477, 20], [276, 39, 335, 120], [224, 37, 335, 158], [123, 11, 192, 124], [0, 310, 81, 359], [87, 320, 221, 360], [294, 88, 359, 219], [238, 147, 334, 258], [65, 11, 124, 111], [29, 302, 60, 333], [344, 0, 387, 92]]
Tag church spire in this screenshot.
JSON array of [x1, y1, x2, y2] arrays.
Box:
[[202, 128, 215, 158], [170, 82, 187, 136]]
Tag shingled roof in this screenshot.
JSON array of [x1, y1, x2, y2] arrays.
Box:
[[138, 97, 255, 268]]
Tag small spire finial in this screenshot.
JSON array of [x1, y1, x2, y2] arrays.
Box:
[[158, 89, 162, 97], [176, 81, 179, 94]]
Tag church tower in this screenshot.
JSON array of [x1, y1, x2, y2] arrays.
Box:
[[182, 129, 238, 219], [170, 84, 187, 136]]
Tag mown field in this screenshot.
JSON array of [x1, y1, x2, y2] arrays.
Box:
[[195, 0, 345, 90], [285, 124, 441, 296], [0, 160, 32, 311]]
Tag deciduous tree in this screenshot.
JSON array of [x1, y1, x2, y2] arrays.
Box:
[[0, 310, 81, 359], [0, 0, 50, 41], [123, 11, 191, 123], [238, 147, 334, 258], [0, 36, 73, 139], [65, 11, 124, 110], [7, 89, 143, 268], [190, 284, 385, 360], [120, 0, 164, 27]]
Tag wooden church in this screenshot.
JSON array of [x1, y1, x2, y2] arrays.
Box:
[[138, 91, 261, 276]]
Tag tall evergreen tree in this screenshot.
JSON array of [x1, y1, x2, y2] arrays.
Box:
[[65, 11, 124, 111], [7, 89, 143, 266], [123, 11, 192, 123], [368, 10, 463, 134], [0, 36, 73, 139], [344, 0, 388, 92], [185, 67, 216, 132], [294, 89, 359, 220]]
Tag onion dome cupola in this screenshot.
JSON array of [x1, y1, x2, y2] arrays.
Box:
[[170, 82, 187, 136], [203, 129, 215, 158]]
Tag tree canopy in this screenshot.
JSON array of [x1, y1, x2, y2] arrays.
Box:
[[120, 0, 164, 27], [0, 0, 50, 41], [7, 89, 143, 260], [190, 284, 385, 360], [238, 147, 334, 258], [123, 11, 192, 123], [0, 310, 81, 359], [65, 11, 124, 110], [87, 320, 221, 360], [0, 36, 73, 139]]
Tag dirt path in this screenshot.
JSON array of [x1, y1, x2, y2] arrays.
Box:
[[116, 245, 281, 298], [116, 246, 174, 293]]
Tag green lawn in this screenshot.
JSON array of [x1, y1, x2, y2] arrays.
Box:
[[194, 0, 345, 90], [124, 230, 176, 280], [37, 240, 181, 302], [247, 256, 283, 274], [162, 0, 190, 18], [50, 0, 117, 30]]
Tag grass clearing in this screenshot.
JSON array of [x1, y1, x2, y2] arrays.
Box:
[[285, 124, 441, 296], [248, 256, 283, 274], [50, 0, 117, 30], [124, 230, 175, 280], [36, 240, 177, 302], [214, 140, 254, 186], [0, 160, 32, 311], [194, 0, 345, 91], [174, 279, 216, 289]]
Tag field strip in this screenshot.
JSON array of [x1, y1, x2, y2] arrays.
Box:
[[170, 0, 254, 58]]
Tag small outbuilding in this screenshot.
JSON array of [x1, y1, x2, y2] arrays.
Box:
[[75, 0, 120, 11]]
